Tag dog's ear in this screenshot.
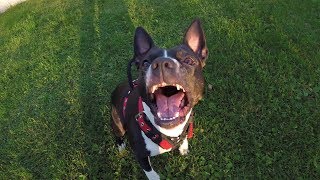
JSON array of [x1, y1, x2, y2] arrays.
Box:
[[183, 19, 208, 67], [134, 27, 154, 57]]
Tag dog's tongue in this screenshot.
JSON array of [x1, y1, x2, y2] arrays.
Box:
[[155, 91, 184, 119]]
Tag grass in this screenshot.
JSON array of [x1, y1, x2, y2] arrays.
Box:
[[0, 0, 319, 179]]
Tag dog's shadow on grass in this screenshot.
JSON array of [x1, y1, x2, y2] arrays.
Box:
[[78, 0, 139, 178]]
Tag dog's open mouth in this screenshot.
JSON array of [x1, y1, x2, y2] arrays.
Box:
[[149, 83, 191, 127]]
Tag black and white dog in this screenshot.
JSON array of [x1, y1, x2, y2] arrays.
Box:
[[111, 19, 208, 179]]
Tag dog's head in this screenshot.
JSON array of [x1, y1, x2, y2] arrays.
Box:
[[132, 19, 208, 129]]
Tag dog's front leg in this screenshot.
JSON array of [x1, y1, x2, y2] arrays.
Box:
[[179, 138, 189, 155], [138, 156, 160, 180]]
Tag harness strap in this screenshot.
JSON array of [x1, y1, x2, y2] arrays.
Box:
[[136, 97, 152, 133], [123, 81, 138, 117], [187, 120, 194, 139]]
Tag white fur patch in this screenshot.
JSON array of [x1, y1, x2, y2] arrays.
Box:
[[117, 142, 126, 152], [179, 138, 189, 155], [145, 65, 152, 88], [143, 168, 160, 180], [141, 131, 172, 156], [163, 49, 168, 57], [163, 49, 180, 67], [142, 102, 192, 137]]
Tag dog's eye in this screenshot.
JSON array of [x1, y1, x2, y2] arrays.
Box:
[[143, 60, 150, 68], [183, 57, 196, 66]]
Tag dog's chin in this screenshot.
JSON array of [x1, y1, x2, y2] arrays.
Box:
[[147, 83, 192, 129]]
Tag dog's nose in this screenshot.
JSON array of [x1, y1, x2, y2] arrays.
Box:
[[152, 58, 176, 70]]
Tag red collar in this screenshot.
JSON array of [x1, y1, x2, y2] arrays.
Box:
[[123, 86, 193, 150]]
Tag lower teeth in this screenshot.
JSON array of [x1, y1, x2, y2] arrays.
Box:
[[161, 117, 176, 121], [162, 117, 172, 120]]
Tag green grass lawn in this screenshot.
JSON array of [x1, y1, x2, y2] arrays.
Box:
[[0, 0, 319, 179]]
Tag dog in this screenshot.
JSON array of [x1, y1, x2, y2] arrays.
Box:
[[111, 19, 208, 179]]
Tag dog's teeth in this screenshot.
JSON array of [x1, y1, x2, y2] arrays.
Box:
[[175, 84, 185, 92], [151, 86, 156, 93], [160, 117, 178, 121], [174, 112, 179, 118]]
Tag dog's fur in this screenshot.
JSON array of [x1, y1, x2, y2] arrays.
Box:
[[111, 19, 208, 179]]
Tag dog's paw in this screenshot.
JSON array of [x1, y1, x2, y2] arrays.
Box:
[[179, 148, 189, 155], [179, 138, 189, 155], [144, 169, 160, 180], [117, 142, 126, 152]]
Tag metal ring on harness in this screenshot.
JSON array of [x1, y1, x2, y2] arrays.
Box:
[[135, 112, 144, 121]]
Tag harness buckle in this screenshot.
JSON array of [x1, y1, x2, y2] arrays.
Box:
[[135, 112, 144, 121]]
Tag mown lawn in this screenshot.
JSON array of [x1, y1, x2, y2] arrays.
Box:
[[0, 0, 319, 179]]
